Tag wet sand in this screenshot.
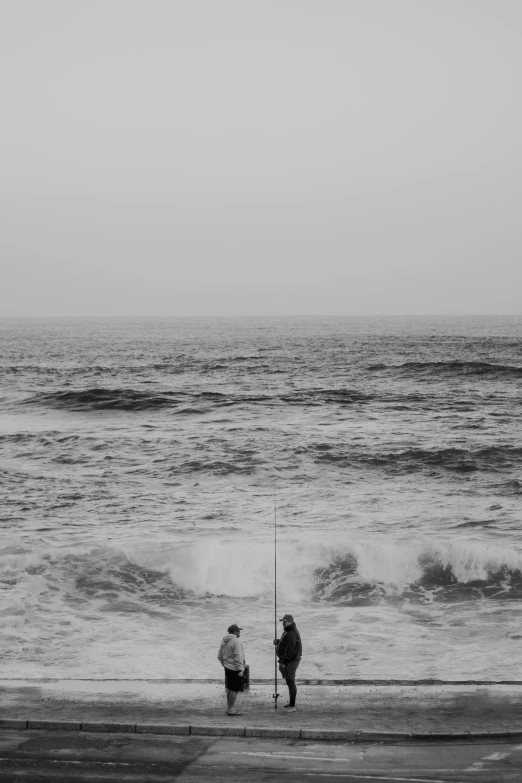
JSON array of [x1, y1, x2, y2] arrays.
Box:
[[1, 680, 522, 733]]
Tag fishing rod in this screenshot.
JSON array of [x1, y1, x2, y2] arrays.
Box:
[[273, 482, 280, 708]]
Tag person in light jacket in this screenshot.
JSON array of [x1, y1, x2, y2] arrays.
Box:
[[217, 623, 246, 715]]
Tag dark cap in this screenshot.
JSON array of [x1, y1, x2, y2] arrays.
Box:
[[227, 623, 243, 633], [279, 614, 294, 623]]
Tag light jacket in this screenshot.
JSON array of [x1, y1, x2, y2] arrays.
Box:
[[217, 633, 245, 673]]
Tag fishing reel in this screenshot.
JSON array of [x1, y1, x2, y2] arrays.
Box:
[[273, 691, 281, 707]]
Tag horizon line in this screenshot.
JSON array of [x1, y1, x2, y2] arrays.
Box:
[[1, 313, 521, 319]]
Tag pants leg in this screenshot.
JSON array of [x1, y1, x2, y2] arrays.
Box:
[[279, 660, 300, 706], [227, 690, 238, 712]]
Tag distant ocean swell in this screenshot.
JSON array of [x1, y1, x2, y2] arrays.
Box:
[[4, 358, 522, 379], [311, 445, 522, 473], [3, 429, 522, 477], [19, 387, 371, 411], [14, 385, 521, 415], [369, 360, 522, 378], [3, 539, 522, 630]]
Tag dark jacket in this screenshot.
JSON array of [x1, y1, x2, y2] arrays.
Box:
[[276, 623, 302, 664]]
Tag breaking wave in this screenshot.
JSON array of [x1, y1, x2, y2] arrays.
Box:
[[4, 539, 522, 625]]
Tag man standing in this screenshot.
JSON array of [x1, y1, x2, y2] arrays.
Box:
[[274, 613, 302, 712], [217, 623, 246, 716]]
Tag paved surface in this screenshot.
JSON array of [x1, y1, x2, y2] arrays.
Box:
[[2, 680, 522, 734], [1, 730, 522, 781]]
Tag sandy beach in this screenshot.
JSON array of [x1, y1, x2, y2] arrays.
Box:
[[2, 679, 522, 735]]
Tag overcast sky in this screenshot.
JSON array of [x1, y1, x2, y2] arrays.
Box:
[[1, 0, 521, 316]]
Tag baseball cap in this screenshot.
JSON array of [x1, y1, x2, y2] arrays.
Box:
[[279, 614, 294, 622], [227, 623, 243, 633]]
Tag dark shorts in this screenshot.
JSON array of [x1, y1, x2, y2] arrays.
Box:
[[279, 660, 300, 681], [224, 667, 244, 693]]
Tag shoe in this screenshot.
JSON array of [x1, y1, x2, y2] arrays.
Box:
[[227, 711, 243, 716], [283, 706, 297, 712]]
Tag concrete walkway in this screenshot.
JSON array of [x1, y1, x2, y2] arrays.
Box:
[[1, 680, 522, 741]]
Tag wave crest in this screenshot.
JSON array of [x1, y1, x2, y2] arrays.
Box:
[[312, 445, 522, 473], [24, 388, 183, 411], [4, 539, 522, 616], [370, 360, 522, 379]]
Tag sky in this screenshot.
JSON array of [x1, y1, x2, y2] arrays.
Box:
[[1, 0, 521, 316]]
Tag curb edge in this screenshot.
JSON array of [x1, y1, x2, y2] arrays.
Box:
[[0, 720, 519, 743]]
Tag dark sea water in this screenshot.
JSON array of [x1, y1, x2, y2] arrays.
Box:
[[1, 316, 522, 679]]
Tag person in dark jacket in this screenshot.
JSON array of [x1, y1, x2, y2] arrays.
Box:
[[273, 613, 302, 712]]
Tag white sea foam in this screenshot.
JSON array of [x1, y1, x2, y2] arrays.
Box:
[[4, 535, 522, 608]]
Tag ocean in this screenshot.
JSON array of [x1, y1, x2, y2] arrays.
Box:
[[1, 315, 522, 681]]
